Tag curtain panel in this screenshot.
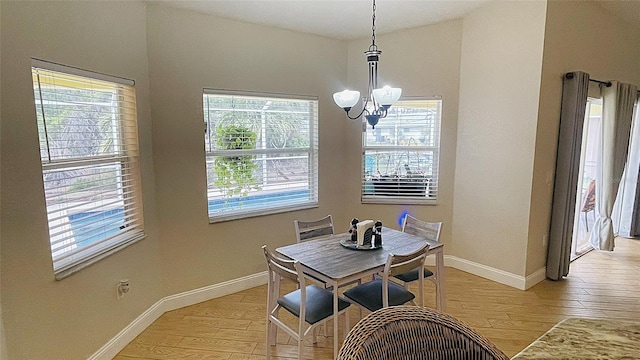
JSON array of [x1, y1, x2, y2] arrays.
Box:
[[589, 82, 638, 250], [612, 93, 640, 237], [546, 71, 590, 281]]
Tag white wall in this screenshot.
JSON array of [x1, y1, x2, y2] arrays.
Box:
[[145, 6, 348, 295], [343, 20, 463, 245], [0, 2, 163, 359], [528, 0, 640, 274], [453, 0, 547, 276]]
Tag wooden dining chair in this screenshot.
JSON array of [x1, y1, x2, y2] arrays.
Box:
[[294, 215, 334, 243], [394, 215, 441, 294], [263, 245, 351, 360], [293, 214, 358, 336], [343, 243, 430, 313]]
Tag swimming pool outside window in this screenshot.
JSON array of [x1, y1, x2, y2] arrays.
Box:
[[203, 90, 318, 221], [32, 59, 144, 278]]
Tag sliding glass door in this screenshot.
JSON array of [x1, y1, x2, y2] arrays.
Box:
[[571, 98, 601, 260]]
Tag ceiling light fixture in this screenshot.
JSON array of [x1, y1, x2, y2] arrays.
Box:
[[333, 0, 402, 129]]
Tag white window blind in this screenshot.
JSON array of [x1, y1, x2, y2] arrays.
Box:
[[203, 90, 318, 221], [362, 99, 441, 204], [32, 60, 144, 277]]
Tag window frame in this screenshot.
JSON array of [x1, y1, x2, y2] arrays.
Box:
[[203, 89, 319, 222], [31, 59, 145, 279], [361, 97, 442, 205]]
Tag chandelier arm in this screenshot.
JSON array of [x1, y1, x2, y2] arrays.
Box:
[[345, 107, 367, 120], [345, 96, 371, 120]]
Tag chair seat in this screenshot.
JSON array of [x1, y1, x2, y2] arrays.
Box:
[[277, 285, 351, 325], [343, 279, 415, 312], [393, 268, 434, 283]]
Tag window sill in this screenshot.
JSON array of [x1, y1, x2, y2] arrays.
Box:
[[209, 201, 319, 223], [361, 196, 438, 205], [54, 234, 146, 280]]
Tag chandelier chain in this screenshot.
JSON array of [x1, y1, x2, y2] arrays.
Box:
[[370, 0, 377, 51]]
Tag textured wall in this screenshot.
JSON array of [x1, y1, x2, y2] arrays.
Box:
[[453, 0, 547, 276]]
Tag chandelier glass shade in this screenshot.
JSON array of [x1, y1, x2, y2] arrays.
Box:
[[332, 0, 402, 129]]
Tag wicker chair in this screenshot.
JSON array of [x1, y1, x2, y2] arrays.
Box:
[[337, 306, 509, 360]]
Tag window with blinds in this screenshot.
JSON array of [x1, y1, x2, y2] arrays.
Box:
[[203, 90, 318, 221], [362, 98, 441, 204], [32, 59, 144, 278]]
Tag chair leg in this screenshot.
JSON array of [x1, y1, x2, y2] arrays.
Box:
[[584, 212, 589, 232], [298, 337, 304, 360], [312, 325, 318, 344], [266, 318, 273, 360], [344, 311, 350, 337]]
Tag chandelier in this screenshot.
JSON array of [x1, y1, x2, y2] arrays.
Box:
[[332, 0, 402, 129]]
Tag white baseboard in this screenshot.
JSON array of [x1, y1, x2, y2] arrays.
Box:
[[524, 267, 547, 290], [87, 300, 165, 360], [163, 272, 268, 312], [88, 271, 268, 360], [426, 255, 546, 290]]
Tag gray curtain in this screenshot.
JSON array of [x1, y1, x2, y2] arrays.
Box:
[[612, 94, 640, 237], [589, 82, 638, 250], [546, 71, 589, 281]]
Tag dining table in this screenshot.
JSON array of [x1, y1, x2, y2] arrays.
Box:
[[276, 226, 445, 359]]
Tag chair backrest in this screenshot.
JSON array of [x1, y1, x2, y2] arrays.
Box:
[[338, 306, 510, 360], [262, 245, 300, 284], [402, 214, 442, 242], [385, 243, 429, 278], [294, 215, 334, 243]]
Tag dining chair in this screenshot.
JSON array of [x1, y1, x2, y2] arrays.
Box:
[[293, 215, 354, 289], [337, 306, 510, 360], [262, 245, 351, 360], [294, 214, 334, 243], [343, 243, 429, 313], [394, 214, 441, 293]]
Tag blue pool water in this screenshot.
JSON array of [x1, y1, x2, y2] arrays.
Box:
[[68, 190, 310, 246], [208, 189, 311, 214], [68, 208, 124, 246]]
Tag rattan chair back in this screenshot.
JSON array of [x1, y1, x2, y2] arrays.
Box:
[[338, 306, 509, 360]]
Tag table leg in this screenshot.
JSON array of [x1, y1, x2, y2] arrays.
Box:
[[436, 249, 446, 311], [333, 282, 339, 359]]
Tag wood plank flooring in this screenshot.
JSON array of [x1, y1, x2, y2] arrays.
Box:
[[115, 237, 640, 359]]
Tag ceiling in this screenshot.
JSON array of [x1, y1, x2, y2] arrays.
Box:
[[152, 0, 491, 40], [152, 0, 640, 40]]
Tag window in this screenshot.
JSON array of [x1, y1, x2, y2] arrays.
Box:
[[32, 59, 144, 278], [203, 90, 318, 221], [362, 98, 441, 204]]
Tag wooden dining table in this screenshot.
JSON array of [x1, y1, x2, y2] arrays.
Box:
[[276, 226, 445, 358]]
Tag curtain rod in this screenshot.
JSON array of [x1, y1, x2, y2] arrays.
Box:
[[565, 72, 612, 87], [589, 79, 612, 87], [565, 72, 640, 93]]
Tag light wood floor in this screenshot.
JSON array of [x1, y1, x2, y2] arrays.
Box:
[[115, 237, 640, 359]]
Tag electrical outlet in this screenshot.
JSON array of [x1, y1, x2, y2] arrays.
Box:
[[117, 279, 130, 300]]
